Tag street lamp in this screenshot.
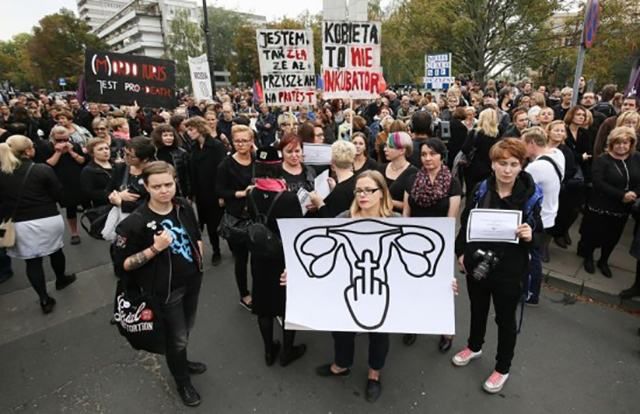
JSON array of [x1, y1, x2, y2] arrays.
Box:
[[202, 0, 216, 93]]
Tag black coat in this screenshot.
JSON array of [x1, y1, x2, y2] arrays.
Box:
[[108, 163, 149, 213], [112, 198, 202, 303], [461, 130, 500, 187], [190, 136, 227, 209], [80, 161, 113, 207], [41, 142, 88, 207], [589, 152, 640, 215]]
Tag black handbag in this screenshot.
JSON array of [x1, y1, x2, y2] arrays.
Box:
[[246, 191, 284, 258], [80, 205, 112, 240], [218, 212, 251, 244], [113, 279, 166, 355]]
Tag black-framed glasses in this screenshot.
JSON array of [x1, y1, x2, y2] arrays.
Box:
[[354, 188, 379, 196]]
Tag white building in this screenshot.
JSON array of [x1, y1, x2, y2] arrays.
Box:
[[77, 0, 131, 32]]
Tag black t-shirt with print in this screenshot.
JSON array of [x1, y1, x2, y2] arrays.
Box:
[[149, 209, 199, 289]]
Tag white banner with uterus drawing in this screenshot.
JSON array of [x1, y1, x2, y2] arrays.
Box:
[[278, 218, 456, 334]]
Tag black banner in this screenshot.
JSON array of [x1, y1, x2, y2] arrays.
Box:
[[84, 50, 177, 109]]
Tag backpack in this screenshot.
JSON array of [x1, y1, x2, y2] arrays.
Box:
[[247, 190, 285, 258], [473, 179, 543, 228]]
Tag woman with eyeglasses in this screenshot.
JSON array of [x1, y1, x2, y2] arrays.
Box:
[[311, 170, 397, 403], [0, 135, 76, 314], [216, 125, 255, 310], [107, 137, 155, 213], [380, 131, 418, 212], [43, 125, 87, 245]]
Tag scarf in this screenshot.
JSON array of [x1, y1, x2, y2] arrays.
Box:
[[410, 165, 452, 209], [255, 178, 287, 192]]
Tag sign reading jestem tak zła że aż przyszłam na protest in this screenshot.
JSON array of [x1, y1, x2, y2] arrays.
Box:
[[84, 50, 177, 109], [322, 21, 383, 99], [257, 30, 316, 106]]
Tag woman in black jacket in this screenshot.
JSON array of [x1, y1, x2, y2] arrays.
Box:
[[112, 161, 205, 407], [578, 127, 640, 277], [461, 108, 501, 198], [151, 125, 191, 197], [309, 140, 357, 218], [247, 147, 306, 367], [453, 138, 542, 395], [216, 124, 255, 310], [80, 138, 113, 207], [0, 135, 75, 314], [42, 125, 88, 245], [185, 116, 227, 265], [107, 137, 155, 214]]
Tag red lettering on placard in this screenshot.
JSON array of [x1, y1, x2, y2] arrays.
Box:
[[350, 47, 373, 68], [286, 48, 308, 61]]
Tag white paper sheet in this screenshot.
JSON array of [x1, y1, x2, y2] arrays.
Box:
[[303, 143, 332, 166], [314, 169, 331, 199], [297, 188, 310, 216], [466, 209, 522, 244], [277, 217, 456, 334]]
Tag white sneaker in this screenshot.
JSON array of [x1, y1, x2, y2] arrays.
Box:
[[483, 370, 510, 394], [451, 347, 482, 366]]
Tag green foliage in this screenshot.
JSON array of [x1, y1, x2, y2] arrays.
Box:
[[166, 9, 204, 88], [207, 7, 244, 71]]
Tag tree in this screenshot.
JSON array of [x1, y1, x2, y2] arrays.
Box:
[[207, 7, 244, 71], [166, 9, 204, 89], [26, 9, 107, 88], [228, 23, 259, 85], [381, 0, 564, 84], [0, 34, 35, 90]]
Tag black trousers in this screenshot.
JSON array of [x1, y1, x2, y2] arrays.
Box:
[[162, 274, 203, 385], [198, 204, 223, 255], [466, 274, 521, 375], [25, 248, 67, 301], [332, 331, 389, 371], [228, 240, 250, 298], [551, 187, 585, 237], [579, 211, 628, 264]]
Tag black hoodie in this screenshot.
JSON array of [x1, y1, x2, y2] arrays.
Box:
[[455, 171, 543, 284]]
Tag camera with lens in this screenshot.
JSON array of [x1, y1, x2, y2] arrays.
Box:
[[472, 249, 500, 280]]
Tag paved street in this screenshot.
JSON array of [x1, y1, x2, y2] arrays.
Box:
[[1, 230, 639, 414]]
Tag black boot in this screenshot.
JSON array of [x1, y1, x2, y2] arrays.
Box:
[[40, 296, 56, 314], [620, 285, 640, 299], [176, 381, 201, 407], [597, 260, 612, 278], [55, 274, 77, 290], [265, 341, 280, 366], [583, 256, 595, 274], [280, 344, 307, 367]]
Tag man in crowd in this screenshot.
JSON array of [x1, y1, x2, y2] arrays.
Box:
[[593, 94, 638, 158]]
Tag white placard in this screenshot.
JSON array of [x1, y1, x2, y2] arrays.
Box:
[[322, 20, 383, 99], [314, 169, 331, 199], [278, 218, 456, 334], [256, 29, 316, 107], [466, 209, 522, 244], [424, 53, 453, 90], [188, 54, 213, 102], [303, 143, 332, 165]]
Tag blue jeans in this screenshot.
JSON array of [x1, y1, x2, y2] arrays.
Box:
[[162, 273, 203, 385], [0, 248, 13, 280], [527, 246, 543, 302]]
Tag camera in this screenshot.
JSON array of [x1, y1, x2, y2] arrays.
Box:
[[472, 249, 500, 280]]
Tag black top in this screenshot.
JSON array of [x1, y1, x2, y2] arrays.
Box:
[[190, 135, 227, 208], [108, 163, 149, 213], [157, 145, 191, 197], [40, 141, 87, 207], [282, 164, 316, 193], [462, 130, 500, 185], [407, 175, 462, 217], [216, 155, 254, 218], [318, 175, 356, 218], [147, 208, 200, 289], [353, 157, 380, 176], [564, 125, 592, 182], [380, 163, 419, 207], [80, 161, 113, 207], [0, 160, 62, 222], [589, 153, 640, 215]]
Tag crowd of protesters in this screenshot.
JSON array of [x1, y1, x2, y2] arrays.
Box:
[[1, 77, 639, 406]]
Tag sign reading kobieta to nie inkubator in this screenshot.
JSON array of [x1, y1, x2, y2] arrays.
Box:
[[84, 50, 177, 108], [256, 30, 316, 106], [322, 21, 383, 99]]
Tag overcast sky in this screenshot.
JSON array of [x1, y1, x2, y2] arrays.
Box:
[[1, 0, 386, 41]]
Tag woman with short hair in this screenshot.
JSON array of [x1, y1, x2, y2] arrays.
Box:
[[0, 136, 75, 313], [380, 131, 417, 212], [80, 138, 113, 207], [107, 136, 155, 213], [278, 133, 316, 194], [151, 125, 191, 197], [309, 140, 357, 218]]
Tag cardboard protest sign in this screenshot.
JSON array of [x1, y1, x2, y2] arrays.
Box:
[[279, 218, 456, 334], [84, 50, 177, 108], [188, 54, 213, 102], [256, 29, 316, 106], [322, 21, 383, 99], [424, 53, 454, 91]]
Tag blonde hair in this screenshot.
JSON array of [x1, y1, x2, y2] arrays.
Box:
[[476, 108, 499, 138], [231, 124, 254, 140], [349, 170, 394, 218], [0, 135, 33, 174], [331, 140, 356, 169], [616, 111, 640, 129], [521, 126, 548, 147], [49, 125, 69, 141], [607, 126, 637, 154]]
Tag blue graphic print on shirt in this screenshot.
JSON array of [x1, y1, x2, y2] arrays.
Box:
[[160, 218, 193, 263]]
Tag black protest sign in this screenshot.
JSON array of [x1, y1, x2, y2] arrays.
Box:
[[84, 50, 177, 108]]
